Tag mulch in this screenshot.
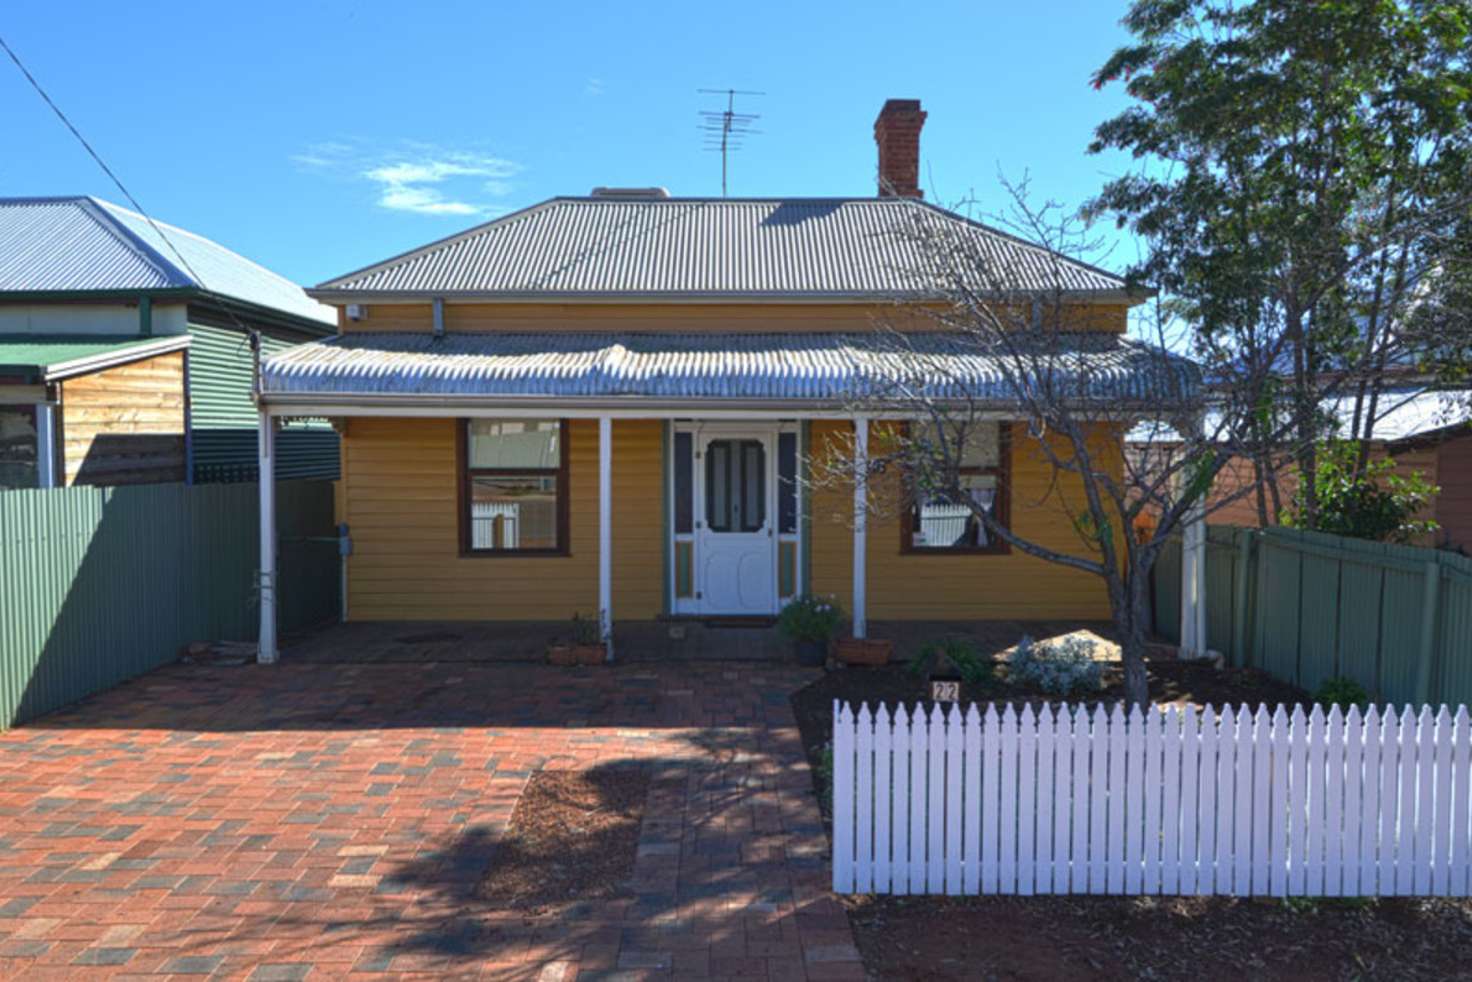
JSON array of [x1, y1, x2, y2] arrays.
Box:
[[478, 768, 650, 914], [844, 893, 1472, 982], [791, 661, 1472, 982]]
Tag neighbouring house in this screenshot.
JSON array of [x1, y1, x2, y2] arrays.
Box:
[[253, 99, 1181, 659], [1128, 387, 1472, 550], [0, 196, 339, 488]]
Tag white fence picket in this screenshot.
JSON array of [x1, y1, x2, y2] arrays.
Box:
[[982, 706, 1000, 894], [873, 704, 892, 895], [1035, 704, 1057, 895], [1069, 706, 1089, 895], [1324, 706, 1344, 897], [1433, 706, 1453, 897], [963, 704, 981, 895], [831, 697, 1472, 902], [832, 701, 854, 893], [891, 705, 910, 896], [927, 706, 946, 893], [856, 704, 874, 893], [998, 706, 1018, 895], [1017, 705, 1037, 896], [1397, 707, 1417, 896], [945, 705, 964, 895], [1341, 706, 1363, 898], [1269, 706, 1290, 897]]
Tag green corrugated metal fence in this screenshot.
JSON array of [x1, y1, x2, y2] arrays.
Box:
[[188, 322, 340, 482], [1152, 525, 1472, 706], [0, 480, 339, 728]]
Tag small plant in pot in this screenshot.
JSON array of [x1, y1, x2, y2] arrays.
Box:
[[777, 595, 843, 666], [547, 612, 607, 666]]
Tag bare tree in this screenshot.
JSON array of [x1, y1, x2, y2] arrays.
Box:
[[812, 179, 1332, 709]]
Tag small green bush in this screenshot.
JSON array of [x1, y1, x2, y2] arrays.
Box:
[[1315, 675, 1370, 712], [908, 637, 997, 689], [1009, 634, 1104, 696], [777, 594, 844, 643]]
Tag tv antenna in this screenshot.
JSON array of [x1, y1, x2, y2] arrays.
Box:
[[698, 88, 763, 196]]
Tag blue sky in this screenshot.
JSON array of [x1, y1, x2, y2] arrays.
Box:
[[1, 0, 1143, 288]]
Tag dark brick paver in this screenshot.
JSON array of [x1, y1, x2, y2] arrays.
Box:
[[0, 660, 859, 980]]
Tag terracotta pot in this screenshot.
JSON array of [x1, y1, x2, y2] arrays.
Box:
[[547, 644, 606, 666], [833, 638, 893, 666]]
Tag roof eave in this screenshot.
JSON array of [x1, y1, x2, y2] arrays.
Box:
[[305, 288, 1150, 305]]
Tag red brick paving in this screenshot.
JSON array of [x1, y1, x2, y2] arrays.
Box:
[[0, 661, 860, 980]]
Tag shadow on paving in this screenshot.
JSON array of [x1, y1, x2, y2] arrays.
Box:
[[194, 750, 835, 975]]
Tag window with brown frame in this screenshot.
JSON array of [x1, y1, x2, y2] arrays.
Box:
[[458, 419, 569, 555], [900, 421, 1011, 555]]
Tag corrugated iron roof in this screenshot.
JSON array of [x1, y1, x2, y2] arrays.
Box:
[[0, 197, 335, 326], [0, 333, 190, 382], [261, 331, 1198, 407], [312, 198, 1133, 300]]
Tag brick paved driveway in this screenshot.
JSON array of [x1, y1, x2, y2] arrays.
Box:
[[0, 661, 860, 980]]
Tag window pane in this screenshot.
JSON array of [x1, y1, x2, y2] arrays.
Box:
[[0, 406, 38, 490], [912, 473, 998, 549], [707, 442, 731, 532], [741, 441, 765, 532], [470, 474, 559, 550], [674, 431, 693, 534], [912, 419, 1000, 469], [469, 419, 560, 468], [778, 432, 797, 534]]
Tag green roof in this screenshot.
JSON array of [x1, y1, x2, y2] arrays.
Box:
[[0, 334, 191, 382]]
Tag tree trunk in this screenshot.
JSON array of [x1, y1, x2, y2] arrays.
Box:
[[1113, 567, 1153, 710]]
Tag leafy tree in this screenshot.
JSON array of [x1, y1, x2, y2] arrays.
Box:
[[1286, 438, 1438, 542], [1088, 0, 1472, 524]]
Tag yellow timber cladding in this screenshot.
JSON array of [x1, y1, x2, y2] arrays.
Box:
[[339, 415, 1118, 623]]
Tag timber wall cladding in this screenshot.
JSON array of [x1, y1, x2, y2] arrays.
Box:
[[833, 700, 1472, 898], [808, 420, 1117, 621], [59, 351, 186, 486], [340, 417, 663, 621]]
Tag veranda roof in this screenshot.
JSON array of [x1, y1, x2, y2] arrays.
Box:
[[260, 331, 1200, 411]]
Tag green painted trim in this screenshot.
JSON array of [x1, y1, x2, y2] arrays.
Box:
[[800, 420, 813, 596], [138, 295, 152, 337], [661, 420, 672, 615]]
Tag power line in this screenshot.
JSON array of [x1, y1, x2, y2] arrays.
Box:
[[0, 33, 215, 292]]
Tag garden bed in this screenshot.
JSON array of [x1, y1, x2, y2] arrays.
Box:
[[478, 768, 649, 914], [845, 892, 1472, 981], [789, 656, 1472, 981]]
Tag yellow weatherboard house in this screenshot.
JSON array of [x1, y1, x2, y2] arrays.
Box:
[[254, 99, 1162, 661]]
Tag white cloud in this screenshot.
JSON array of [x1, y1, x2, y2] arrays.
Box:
[[294, 141, 522, 217]]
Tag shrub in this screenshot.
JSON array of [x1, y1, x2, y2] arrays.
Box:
[[569, 613, 603, 645], [777, 595, 844, 643], [1315, 675, 1370, 712], [908, 637, 997, 689], [1009, 634, 1104, 696], [1286, 439, 1438, 543]]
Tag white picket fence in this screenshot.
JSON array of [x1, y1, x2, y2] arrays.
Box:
[[831, 701, 1472, 897]]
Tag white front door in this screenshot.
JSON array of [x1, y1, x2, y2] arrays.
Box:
[[695, 430, 777, 614]]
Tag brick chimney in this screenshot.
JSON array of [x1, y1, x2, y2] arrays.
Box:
[[874, 98, 927, 198]]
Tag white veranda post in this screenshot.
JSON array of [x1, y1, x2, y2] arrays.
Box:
[[852, 415, 868, 640], [1179, 499, 1208, 659], [257, 411, 278, 665], [599, 416, 613, 661]]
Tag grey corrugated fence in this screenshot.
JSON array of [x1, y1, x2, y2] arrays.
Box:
[[0, 480, 339, 729], [1153, 526, 1472, 706]]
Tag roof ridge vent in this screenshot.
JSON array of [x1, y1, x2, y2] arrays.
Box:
[[589, 187, 670, 200]]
